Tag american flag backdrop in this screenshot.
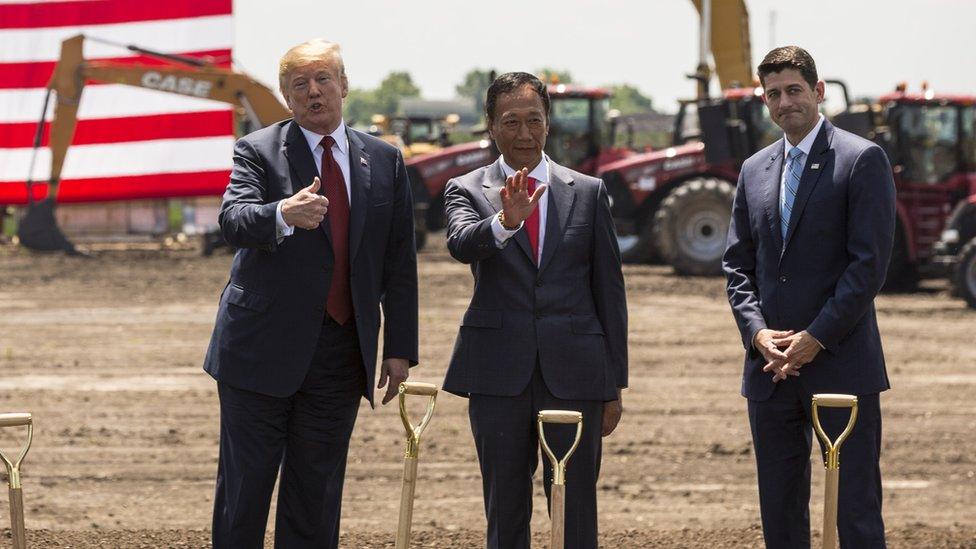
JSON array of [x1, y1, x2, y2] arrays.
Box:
[[0, 0, 236, 205]]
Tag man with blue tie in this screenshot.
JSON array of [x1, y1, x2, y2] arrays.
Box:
[[203, 39, 418, 548], [723, 46, 895, 548], [442, 72, 628, 548]]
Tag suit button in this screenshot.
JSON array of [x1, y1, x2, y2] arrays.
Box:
[[779, 275, 788, 283], [536, 281, 543, 287]]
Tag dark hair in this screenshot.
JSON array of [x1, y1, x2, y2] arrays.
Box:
[[757, 46, 819, 89], [484, 72, 550, 122]]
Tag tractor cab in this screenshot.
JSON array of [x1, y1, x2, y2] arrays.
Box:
[[672, 87, 779, 170], [545, 85, 631, 175], [882, 93, 976, 186]]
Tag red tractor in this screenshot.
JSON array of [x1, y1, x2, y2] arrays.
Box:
[[406, 85, 635, 249], [600, 86, 778, 274]]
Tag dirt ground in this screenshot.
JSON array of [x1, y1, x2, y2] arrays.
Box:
[[0, 233, 974, 548]]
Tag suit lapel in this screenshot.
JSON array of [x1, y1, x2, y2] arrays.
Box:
[[283, 121, 332, 244], [482, 159, 535, 264], [537, 161, 576, 277], [762, 139, 785, 254], [347, 128, 371, 263], [783, 122, 832, 250]]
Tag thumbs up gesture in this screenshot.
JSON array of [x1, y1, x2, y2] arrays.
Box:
[[282, 176, 330, 229]]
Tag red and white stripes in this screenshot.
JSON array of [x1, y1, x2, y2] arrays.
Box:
[[0, 0, 236, 204]]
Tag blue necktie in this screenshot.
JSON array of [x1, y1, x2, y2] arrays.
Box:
[[781, 147, 805, 239]]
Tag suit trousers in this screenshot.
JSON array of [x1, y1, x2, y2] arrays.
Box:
[[748, 377, 885, 549], [468, 367, 604, 549], [211, 316, 366, 549]]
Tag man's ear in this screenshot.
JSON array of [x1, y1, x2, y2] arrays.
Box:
[[815, 80, 826, 103]]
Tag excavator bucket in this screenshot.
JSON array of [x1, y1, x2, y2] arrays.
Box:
[[17, 198, 78, 254]]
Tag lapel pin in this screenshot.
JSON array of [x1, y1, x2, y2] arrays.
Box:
[[360, 157, 368, 167], [811, 163, 820, 170]]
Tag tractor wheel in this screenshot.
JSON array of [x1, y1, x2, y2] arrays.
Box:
[[882, 220, 918, 293], [652, 178, 735, 276], [952, 237, 976, 308]]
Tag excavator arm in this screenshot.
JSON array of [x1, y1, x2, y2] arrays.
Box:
[[19, 34, 290, 252], [689, 0, 753, 92]]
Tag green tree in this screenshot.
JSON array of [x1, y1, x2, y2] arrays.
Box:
[[534, 68, 573, 85], [375, 71, 421, 116], [608, 84, 655, 115], [342, 71, 420, 126], [455, 68, 494, 116]]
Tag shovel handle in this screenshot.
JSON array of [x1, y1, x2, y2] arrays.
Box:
[[400, 382, 437, 396], [549, 483, 565, 549], [395, 456, 419, 549], [0, 413, 31, 428], [813, 394, 858, 408], [9, 485, 25, 549], [538, 410, 583, 424], [538, 410, 584, 486], [398, 382, 438, 459]]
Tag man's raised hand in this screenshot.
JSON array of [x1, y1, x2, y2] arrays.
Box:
[[282, 176, 330, 230], [499, 167, 546, 229]]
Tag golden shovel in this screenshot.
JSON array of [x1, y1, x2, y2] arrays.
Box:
[[395, 382, 438, 549], [0, 413, 33, 549], [812, 394, 858, 549], [538, 410, 584, 549]]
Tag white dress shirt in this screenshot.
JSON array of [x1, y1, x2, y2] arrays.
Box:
[[275, 120, 352, 239], [490, 154, 551, 263]]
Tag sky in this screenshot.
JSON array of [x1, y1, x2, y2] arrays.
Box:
[[234, 0, 976, 115]]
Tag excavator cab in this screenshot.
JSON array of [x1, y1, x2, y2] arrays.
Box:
[[673, 91, 777, 169]]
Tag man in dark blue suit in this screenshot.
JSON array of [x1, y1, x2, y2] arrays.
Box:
[[203, 39, 418, 548], [443, 73, 628, 549], [723, 46, 895, 548]]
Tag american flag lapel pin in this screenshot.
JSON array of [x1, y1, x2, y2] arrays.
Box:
[[360, 157, 368, 167], [811, 163, 820, 170]]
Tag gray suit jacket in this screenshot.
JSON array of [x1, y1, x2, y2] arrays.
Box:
[[442, 158, 627, 401], [723, 121, 895, 401]]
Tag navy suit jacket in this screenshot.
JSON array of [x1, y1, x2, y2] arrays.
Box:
[[723, 121, 895, 401], [442, 159, 627, 401], [203, 120, 418, 402]]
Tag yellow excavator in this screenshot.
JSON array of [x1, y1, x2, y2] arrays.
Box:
[[18, 34, 291, 253]]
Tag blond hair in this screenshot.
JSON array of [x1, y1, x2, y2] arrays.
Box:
[[278, 39, 346, 93]]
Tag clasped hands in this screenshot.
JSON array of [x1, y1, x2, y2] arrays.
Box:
[[499, 167, 546, 229], [755, 329, 822, 382]]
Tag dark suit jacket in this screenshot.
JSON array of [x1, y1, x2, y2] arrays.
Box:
[[442, 158, 627, 401], [723, 121, 896, 401], [203, 120, 418, 402]]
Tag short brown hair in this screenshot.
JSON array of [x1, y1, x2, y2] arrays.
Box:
[[757, 46, 818, 89], [278, 39, 346, 93]]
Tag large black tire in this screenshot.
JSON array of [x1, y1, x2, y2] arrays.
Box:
[[952, 237, 976, 309], [882, 220, 918, 293], [652, 178, 735, 276]]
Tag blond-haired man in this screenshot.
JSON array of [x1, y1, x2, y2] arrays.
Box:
[[203, 39, 418, 548]]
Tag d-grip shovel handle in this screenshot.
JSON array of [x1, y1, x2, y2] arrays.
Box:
[[811, 394, 858, 469], [537, 410, 583, 486], [398, 382, 438, 459], [0, 413, 33, 486]]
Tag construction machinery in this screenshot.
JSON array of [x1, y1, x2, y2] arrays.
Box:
[[16, 34, 292, 253], [369, 113, 461, 159]]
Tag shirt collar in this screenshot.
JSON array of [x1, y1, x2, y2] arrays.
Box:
[[784, 114, 824, 159], [299, 120, 348, 155], [499, 153, 550, 184]]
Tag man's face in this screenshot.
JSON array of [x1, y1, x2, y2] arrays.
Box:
[[488, 84, 549, 171], [283, 56, 348, 135], [762, 68, 824, 139]]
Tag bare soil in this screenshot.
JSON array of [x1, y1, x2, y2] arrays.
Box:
[[0, 233, 973, 548]]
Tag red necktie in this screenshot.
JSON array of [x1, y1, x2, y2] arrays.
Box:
[[321, 136, 352, 325], [525, 177, 540, 264]]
